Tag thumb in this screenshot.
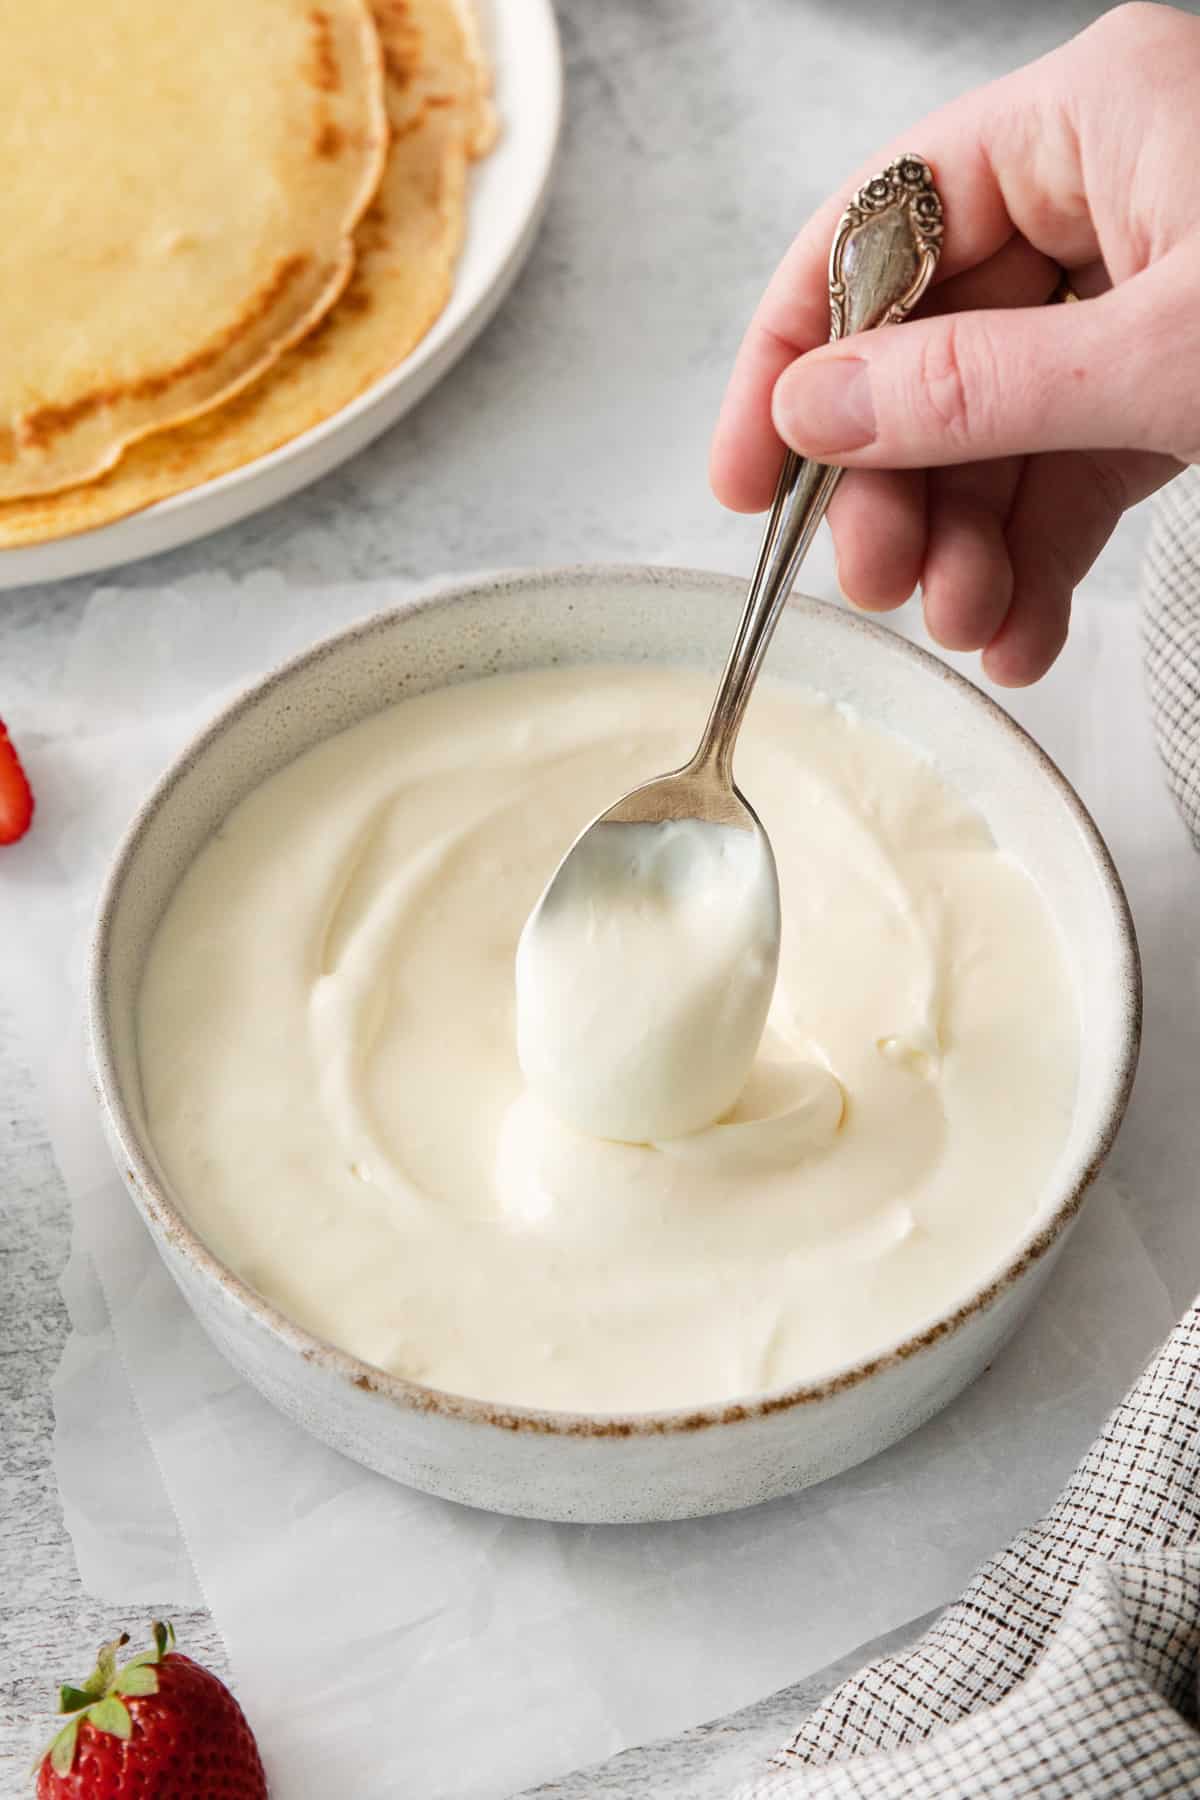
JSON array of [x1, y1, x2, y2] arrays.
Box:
[[770, 269, 1193, 468]]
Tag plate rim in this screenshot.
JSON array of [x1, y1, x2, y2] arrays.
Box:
[[0, 0, 563, 590]]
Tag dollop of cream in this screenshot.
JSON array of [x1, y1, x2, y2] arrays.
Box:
[[137, 665, 1079, 1412], [516, 818, 780, 1142]]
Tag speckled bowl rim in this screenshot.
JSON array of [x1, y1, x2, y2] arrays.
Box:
[[89, 564, 1142, 1440]]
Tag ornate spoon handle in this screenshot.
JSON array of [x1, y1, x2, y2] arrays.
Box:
[[694, 156, 945, 777]]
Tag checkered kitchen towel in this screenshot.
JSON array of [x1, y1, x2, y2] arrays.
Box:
[[1144, 466, 1200, 848], [731, 471, 1200, 1799]]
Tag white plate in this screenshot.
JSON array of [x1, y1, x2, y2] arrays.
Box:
[[0, 0, 562, 591]]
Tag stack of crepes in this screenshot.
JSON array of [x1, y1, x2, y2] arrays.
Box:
[[0, 0, 494, 546]]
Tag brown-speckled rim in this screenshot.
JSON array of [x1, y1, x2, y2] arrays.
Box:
[[90, 565, 1142, 1440]]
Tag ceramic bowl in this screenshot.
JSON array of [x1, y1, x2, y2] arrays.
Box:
[[90, 566, 1141, 1523]]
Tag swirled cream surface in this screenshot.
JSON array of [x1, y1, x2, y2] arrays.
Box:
[[138, 665, 1078, 1412]]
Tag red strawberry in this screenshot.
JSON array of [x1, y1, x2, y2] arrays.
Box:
[[36, 1621, 268, 1799], [0, 716, 33, 844]]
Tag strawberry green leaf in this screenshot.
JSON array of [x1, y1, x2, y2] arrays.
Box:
[[48, 1719, 80, 1777], [57, 1684, 94, 1715], [113, 1664, 159, 1698], [85, 1696, 132, 1739], [151, 1620, 176, 1660], [121, 1649, 159, 1672]]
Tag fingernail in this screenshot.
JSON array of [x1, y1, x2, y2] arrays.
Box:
[[774, 357, 876, 454]]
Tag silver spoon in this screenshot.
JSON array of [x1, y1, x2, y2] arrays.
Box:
[[517, 157, 945, 1144]]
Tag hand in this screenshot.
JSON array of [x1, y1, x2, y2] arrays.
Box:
[[710, 2, 1200, 685]]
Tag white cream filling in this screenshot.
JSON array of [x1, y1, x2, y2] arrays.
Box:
[[137, 664, 1078, 1411]]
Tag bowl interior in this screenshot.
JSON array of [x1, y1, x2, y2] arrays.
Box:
[[95, 566, 1139, 1394]]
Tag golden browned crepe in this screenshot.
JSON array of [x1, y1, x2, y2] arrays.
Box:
[[0, 0, 388, 500], [0, 0, 493, 546]]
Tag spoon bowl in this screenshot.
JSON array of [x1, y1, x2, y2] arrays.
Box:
[[597, 761, 762, 830], [516, 769, 781, 1143]]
